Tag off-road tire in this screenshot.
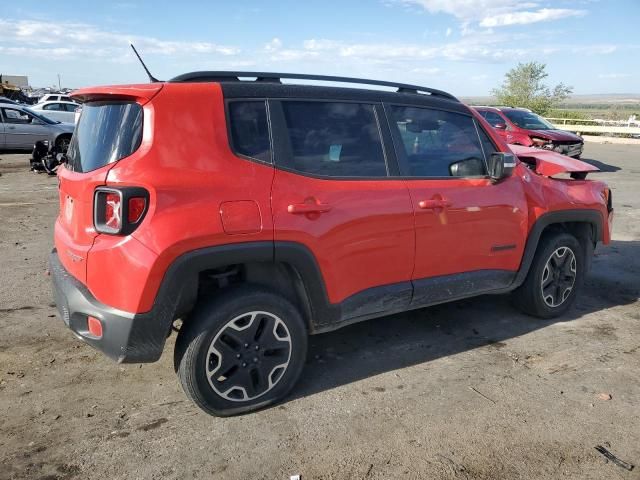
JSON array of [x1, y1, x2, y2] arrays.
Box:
[[174, 286, 308, 416], [512, 232, 584, 319]]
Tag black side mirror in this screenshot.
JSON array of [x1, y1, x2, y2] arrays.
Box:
[[487, 152, 516, 182], [494, 123, 507, 130]]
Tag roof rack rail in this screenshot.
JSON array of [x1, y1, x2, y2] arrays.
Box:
[[169, 71, 459, 102]]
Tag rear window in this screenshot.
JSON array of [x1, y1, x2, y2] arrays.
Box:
[[66, 102, 143, 173]]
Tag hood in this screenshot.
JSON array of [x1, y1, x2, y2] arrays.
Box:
[[509, 144, 599, 177], [527, 129, 583, 142]]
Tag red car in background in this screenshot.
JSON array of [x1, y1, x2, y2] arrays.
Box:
[[474, 106, 584, 158]]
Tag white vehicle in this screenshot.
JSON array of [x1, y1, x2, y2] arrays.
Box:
[[30, 101, 80, 123], [37, 94, 77, 104]]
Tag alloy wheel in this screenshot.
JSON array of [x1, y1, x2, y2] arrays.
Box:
[[205, 311, 292, 402], [541, 246, 577, 308]]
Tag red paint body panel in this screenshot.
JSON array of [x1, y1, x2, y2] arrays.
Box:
[[405, 175, 528, 279], [54, 81, 613, 317], [88, 83, 274, 312], [220, 201, 263, 235], [55, 165, 112, 283], [272, 171, 415, 304], [71, 83, 164, 104], [510, 144, 599, 176]]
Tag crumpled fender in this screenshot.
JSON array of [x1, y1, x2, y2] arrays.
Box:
[[509, 144, 599, 177]]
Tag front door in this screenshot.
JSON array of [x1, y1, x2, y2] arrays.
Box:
[[0, 107, 50, 148], [270, 99, 415, 322], [386, 104, 527, 304]]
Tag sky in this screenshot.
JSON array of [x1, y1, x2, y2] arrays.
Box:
[[1, 0, 638, 96]]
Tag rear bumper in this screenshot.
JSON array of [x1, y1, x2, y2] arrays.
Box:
[[49, 249, 168, 363]]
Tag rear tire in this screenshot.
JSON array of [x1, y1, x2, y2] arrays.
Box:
[[174, 286, 308, 416], [512, 232, 584, 319]]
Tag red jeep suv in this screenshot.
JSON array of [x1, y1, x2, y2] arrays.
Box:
[[50, 72, 613, 416], [474, 106, 584, 158]]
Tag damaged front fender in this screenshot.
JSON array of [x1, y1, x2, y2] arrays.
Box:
[[509, 144, 599, 178]]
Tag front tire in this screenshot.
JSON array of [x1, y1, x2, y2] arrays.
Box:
[[512, 232, 584, 318], [55, 135, 71, 153], [174, 286, 308, 416]]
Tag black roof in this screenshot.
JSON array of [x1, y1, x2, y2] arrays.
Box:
[[169, 71, 460, 105]]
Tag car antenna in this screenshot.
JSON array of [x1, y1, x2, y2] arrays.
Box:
[[129, 43, 160, 83]]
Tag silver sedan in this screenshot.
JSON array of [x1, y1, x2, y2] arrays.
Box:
[[0, 102, 75, 151]]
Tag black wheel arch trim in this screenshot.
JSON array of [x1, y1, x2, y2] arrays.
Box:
[[95, 208, 602, 362], [510, 209, 603, 290]]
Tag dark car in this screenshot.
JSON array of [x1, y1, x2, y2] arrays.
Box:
[[474, 106, 584, 158]]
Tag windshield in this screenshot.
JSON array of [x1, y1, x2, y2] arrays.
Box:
[[503, 110, 555, 130], [66, 102, 143, 173], [24, 107, 59, 125]]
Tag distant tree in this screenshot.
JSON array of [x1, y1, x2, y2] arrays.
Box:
[[492, 62, 573, 115]]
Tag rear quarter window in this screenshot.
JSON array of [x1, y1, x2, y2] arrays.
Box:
[[228, 101, 271, 163], [66, 102, 143, 173]]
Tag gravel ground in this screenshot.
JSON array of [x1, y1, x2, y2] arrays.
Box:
[[0, 144, 638, 480]]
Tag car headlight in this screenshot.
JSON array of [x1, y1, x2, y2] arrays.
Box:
[[530, 137, 553, 149]]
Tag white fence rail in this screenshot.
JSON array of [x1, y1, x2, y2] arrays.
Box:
[[544, 117, 640, 136]]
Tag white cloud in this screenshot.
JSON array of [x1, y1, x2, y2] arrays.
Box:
[[598, 73, 632, 79], [445, 27, 452, 37], [264, 37, 283, 52], [0, 18, 239, 59], [480, 8, 586, 27], [397, 0, 587, 28]]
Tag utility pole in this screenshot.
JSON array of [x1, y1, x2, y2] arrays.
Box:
[[57, 74, 61, 90]]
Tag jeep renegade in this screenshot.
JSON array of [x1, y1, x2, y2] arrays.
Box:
[[50, 72, 613, 416]]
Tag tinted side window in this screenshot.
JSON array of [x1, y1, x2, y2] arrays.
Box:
[[228, 101, 271, 163], [281, 101, 387, 177], [389, 106, 486, 177], [483, 111, 505, 127], [1, 108, 31, 124]]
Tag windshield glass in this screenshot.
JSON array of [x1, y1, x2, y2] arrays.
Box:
[[503, 110, 555, 130], [66, 102, 143, 173], [24, 107, 59, 125]]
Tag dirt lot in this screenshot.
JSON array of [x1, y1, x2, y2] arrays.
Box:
[[1, 144, 638, 480]]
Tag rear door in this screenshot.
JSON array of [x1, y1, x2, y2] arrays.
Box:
[[386, 104, 527, 301], [270, 99, 415, 318], [55, 101, 144, 282]]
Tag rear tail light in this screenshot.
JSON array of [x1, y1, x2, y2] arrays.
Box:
[[128, 197, 146, 223], [94, 187, 148, 235]]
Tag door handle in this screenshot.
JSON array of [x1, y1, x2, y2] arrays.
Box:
[[418, 199, 451, 209], [288, 200, 332, 214]]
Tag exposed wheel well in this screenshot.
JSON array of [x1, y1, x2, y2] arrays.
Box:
[[181, 261, 313, 331], [55, 133, 72, 147], [538, 221, 596, 270]]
